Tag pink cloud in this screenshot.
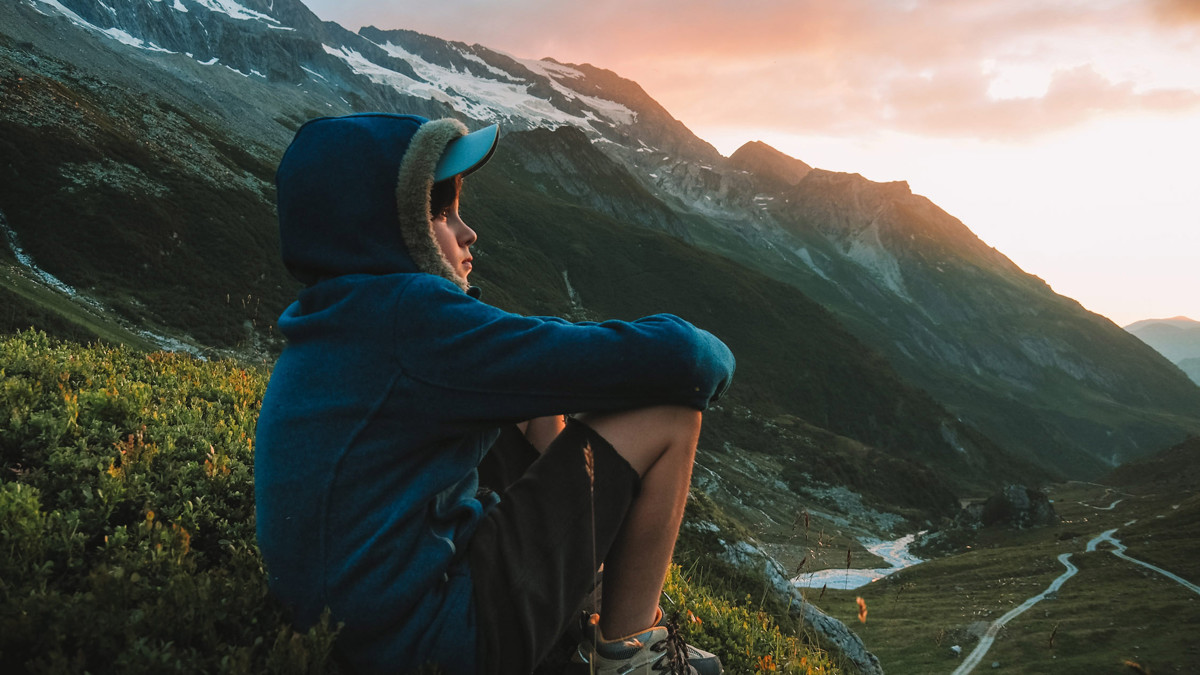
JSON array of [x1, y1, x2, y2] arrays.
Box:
[[863, 64, 1200, 139], [309, 0, 1200, 142], [1151, 0, 1200, 24]]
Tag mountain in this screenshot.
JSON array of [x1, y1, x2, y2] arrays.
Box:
[[754, 170, 1200, 476], [4, 0, 1200, 499], [0, 0, 1003, 522], [1103, 435, 1200, 495], [1180, 358, 1200, 385], [1126, 317, 1200, 385], [729, 140, 813, 188]]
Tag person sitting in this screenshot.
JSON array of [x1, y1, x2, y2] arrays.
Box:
[[255, 113, 735, 674]]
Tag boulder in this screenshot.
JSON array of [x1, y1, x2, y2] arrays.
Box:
[[980, 484, 1058, 529]]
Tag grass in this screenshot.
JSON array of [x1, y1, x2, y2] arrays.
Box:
[[0, 264, 159, 351], [808, 482, 1200, 673], [663, 564, 842, 674]]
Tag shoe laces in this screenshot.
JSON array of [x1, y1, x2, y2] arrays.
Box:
[[655, 612, 691, 674]]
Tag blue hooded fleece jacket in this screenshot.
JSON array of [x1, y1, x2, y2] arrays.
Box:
[[254, 114, 736, 673]]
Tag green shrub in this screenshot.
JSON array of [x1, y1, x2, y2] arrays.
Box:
[[0, 331, 339, 673], [0, 330, 839, 673], [664, 565, 838, 674]]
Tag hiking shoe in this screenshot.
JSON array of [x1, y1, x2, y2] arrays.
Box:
[[652, 614, 722, 675], [565, 616, 723, 675]]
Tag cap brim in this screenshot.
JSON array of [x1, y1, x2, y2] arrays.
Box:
[[434, 124, 499, 182]]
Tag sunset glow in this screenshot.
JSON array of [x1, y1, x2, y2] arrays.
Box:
[[304, 0, 1200, 325]]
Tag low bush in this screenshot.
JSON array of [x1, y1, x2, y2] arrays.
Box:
[[0, 331, 837, 673], [0, 331, 338, 673]]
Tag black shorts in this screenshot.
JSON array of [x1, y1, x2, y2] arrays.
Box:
[[468, 419, 640, 673]]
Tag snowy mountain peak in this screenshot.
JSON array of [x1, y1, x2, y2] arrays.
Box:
[[339, 34, 639, 131]]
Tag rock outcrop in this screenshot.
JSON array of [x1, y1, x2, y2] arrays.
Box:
[[720, 538, 885, 675], [978, 484, 1059, 529]]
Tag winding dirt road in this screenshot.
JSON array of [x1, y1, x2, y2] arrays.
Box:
[[951, 553, 1079, 675], [1086, 529, 1200, 595], [951, 526, 1199, 673]]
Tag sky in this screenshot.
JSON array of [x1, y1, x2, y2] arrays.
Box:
[[301, 0, 1200, 326]]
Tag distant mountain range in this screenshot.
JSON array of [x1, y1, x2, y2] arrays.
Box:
[[1126, 316, 1200, 385], [3, 0, 1199, 518]]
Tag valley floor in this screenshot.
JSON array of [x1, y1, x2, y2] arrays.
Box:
[[808, 482, 1200, 674]]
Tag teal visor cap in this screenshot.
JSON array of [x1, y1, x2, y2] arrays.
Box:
[[434, 123, 500, 182]]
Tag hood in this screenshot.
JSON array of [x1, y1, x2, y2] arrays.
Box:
[[275, 113, 471, 290]]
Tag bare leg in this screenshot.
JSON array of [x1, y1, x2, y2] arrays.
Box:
[[575, 406, 702, 640], [517, 415, 567, 454]]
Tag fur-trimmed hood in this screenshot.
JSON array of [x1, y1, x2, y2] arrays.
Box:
[[276, 113, 470, 290]]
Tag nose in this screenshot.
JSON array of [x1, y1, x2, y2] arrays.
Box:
[[453, 214, 477, 247]]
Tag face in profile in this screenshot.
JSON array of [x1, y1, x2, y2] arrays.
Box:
[[430, 177, 476, 282]]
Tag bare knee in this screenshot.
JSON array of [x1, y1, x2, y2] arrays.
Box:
[[575, 406, 701, 476]]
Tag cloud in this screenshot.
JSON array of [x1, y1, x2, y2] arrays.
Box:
[[1150, 0, 1200, 24], [309, 0, 1200, 142], [859, 63, 1200, 139]]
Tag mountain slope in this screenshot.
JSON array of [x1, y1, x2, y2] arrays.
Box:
[[5, 0, 1200, 487], [1103, 435, 1200, 495], [730, 140, 813, 187], [734, 160, 1200, 475], [1126, 317, 1200, 385], [0, 0, 1024, 519]]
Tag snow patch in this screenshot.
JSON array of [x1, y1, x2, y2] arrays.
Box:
[[101, 27, 175, 53], [300, 66, 327, 81], [324, 44, 427, 90], [30, 0, 176, 54], [519, 58, 637, 126], [454, 49, 518, 81], [561, 270, 581, 306], [342, 39, 639, 131], [794, 247, 831, 281], [3, 214, 79, 298], [172, 0, 188, 12], [137, 329, 206, 358], [3, 210, 206, 358], [352, 41, 639, 130], [190, 0, 280, 24], [940, 422, 968, 454], [844, 222, 908, 298]]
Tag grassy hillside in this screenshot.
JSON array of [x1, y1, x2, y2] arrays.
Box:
[[1103, 436, 1200, 496], [0, 331, 839, 673], [0, 47, 299, 351]]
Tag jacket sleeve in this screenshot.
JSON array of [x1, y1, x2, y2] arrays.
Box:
[[392, 276, 735, 425]]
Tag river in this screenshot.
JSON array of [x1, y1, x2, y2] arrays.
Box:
[[791, 531, 925, 590]]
